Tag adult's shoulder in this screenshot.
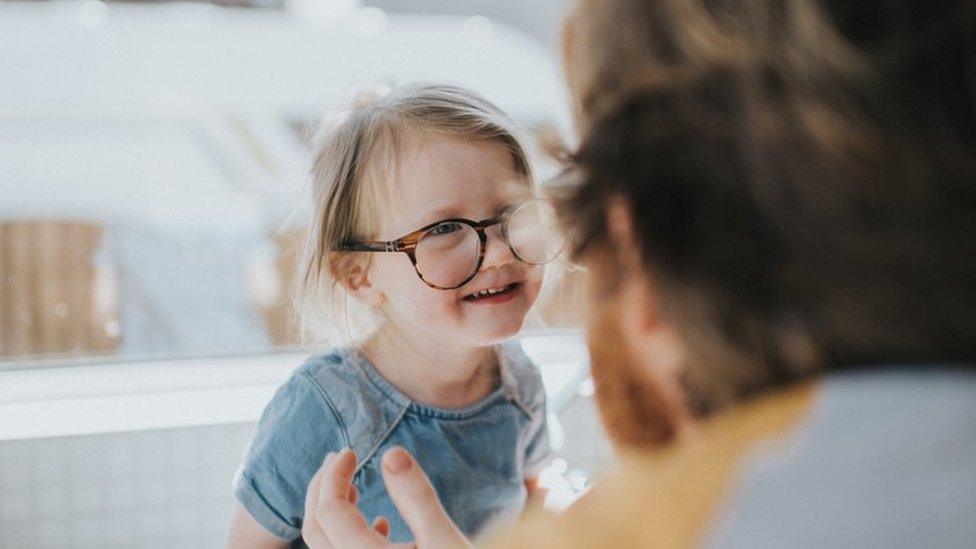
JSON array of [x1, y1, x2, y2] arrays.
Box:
[[484, 382, 821, 548], [484, 454, 693, 548]]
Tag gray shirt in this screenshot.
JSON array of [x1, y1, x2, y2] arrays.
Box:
[[707, 367, 976, 548]]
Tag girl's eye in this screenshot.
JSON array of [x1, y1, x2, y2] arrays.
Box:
[[429, 222, 463, 236]]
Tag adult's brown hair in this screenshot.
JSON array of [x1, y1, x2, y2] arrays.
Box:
[[563, 0, 976, 413]]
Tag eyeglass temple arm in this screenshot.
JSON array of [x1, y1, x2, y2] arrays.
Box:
[[334, 241, 403, 252], [335, 214, 507, 253]]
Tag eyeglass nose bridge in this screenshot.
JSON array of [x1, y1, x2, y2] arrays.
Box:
[[473, 217, 522, 264], [410, 210, 551, 290]]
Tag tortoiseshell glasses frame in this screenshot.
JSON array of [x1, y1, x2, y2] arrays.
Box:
[[333, 200, 563, 290]]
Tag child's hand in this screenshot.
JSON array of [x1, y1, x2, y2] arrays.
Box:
[[523, 477, 549, 509], [301, 449, 389, 548], [302, 447, 471, 549]]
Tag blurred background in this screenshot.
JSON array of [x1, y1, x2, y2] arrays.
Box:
[[0, 0, 610, 547]]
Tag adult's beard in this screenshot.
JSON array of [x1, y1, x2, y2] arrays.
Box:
[[586, 304, 685, 450]]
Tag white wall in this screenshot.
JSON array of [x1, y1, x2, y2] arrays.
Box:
[[365, 0, 572, 45]]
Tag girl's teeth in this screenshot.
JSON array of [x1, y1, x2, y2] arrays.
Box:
[[473, 285, 510, 298]]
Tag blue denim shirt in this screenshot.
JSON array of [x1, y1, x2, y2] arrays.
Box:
[[233, 341, 551, 545]]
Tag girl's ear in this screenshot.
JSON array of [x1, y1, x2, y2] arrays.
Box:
[[332, 254, 385, 307]]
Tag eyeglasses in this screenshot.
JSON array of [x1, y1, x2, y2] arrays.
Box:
[[334, 199, 565, 290]]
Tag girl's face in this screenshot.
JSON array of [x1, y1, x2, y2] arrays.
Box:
[[365, 132, 543, 347]]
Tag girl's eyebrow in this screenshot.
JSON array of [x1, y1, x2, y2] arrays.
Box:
[[419, 206, 463, 226], [418, 202, 513, 226]]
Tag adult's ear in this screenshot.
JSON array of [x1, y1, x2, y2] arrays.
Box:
[[603, 196, 687, 424], [606, 196, 685, 370], [605, 197, 659, 335], [331, 253, 385, 308]]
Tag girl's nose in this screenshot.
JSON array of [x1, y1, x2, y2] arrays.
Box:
[[480, 224, 515, 270]]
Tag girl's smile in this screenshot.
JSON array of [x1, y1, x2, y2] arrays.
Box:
[[462, 282, 522, 303]]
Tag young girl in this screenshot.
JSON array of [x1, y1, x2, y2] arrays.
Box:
[[226, 84, 562, 548]]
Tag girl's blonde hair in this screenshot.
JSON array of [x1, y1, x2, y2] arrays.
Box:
[[298, 84, 534, 345]]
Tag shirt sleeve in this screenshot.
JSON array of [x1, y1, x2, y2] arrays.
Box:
[[233, 372, 348, 540]]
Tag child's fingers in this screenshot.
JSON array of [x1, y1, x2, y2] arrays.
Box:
[[302, 454, 335, 549], [304, 453, 331, 517], [318, 449, 357, 501], [372, 516, 390, 538], [347, 484, 358, 505], [303, 521, 335, 549], [379, 447, 471, 548], [315, 497, 383, 548], [524, 477, 549, 508], [311, 449, 389, 548]]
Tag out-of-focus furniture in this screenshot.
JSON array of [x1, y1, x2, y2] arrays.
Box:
[[0, 220, 119, 358]]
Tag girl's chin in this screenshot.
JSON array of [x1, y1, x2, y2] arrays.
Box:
[[465, 317, 526, 345]]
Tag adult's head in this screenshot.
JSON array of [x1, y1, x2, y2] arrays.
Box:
[[560, 0, 976, 445]]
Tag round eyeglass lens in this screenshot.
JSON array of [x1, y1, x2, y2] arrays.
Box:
[[507, 200, 565, 264], [414, 221, 482, 288]]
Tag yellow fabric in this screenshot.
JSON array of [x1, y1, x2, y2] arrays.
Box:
[[486, 382, 818, 549]]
